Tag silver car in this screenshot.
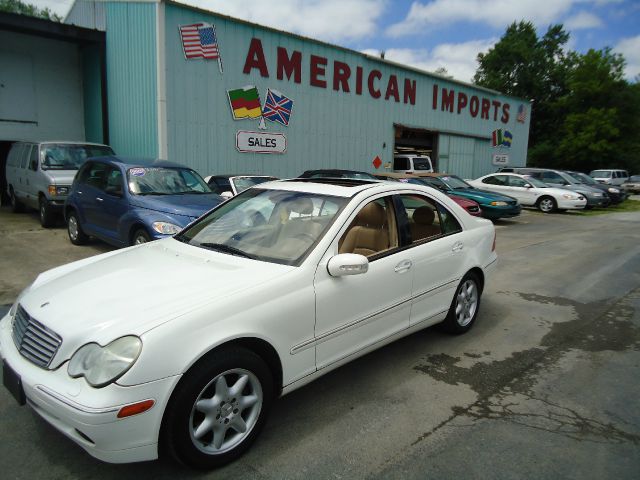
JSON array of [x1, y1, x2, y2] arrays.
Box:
[[5, 141, 114, 227]]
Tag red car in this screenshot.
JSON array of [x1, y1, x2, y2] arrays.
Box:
[[450, 195, 482, 216]]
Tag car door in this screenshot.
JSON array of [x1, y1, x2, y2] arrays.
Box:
[[394, 193, 468, 326], [74, 161, 110, 236], [313, 195, 413, 369], [92, 166, 129, 244], [506, 176, 539, 206]]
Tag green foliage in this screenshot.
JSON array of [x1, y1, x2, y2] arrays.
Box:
[[475, 22, 640, 174], [0, 0, 62, 21]]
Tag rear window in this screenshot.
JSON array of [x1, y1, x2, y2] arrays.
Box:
[[591, 170, 611, 178]]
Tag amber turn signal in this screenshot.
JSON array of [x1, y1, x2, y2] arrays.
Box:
[[117, 399, 155, 418]]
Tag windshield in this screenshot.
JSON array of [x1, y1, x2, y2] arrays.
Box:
[[41, 144, 113, 170], [566, 172, 596, 185], [439, 175, 471, 189], [231, 176, 278, 193], [523, 176, 549, 188], [591, 170, 611, 178], [175, 188, 348, 266], [413, 159, 432, 171], [127, 167, 211, 195]]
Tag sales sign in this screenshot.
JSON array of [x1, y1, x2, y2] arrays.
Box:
[[492, 154, 509, 166], [236, 131, 286, 154]]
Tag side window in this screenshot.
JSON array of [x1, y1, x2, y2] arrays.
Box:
[[338, 197, 398, 258], [397, 194, 443, 244], [509, 177, 528, 187], [483, 175, 507, 186], [105, 167, 124, 196], [6, 145, 19, 167], [542, 172, 562, 184], [393, 157, 409, 170], [20, 145, 31, 169], [82, 162, 109, 190], [437, 203, 462, 234], [29, 146, 39, 171]]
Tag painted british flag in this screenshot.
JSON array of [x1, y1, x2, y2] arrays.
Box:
[[262, 89, 294, 126]]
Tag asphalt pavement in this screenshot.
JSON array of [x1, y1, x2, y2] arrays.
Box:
[[0, 205, 638, 479]]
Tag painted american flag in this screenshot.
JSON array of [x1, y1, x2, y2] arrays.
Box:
[[179, 23, 220, 60], [517, 104, 527, 123], [262, 89, 294, 126]]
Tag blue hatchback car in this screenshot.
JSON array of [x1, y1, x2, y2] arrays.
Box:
[[65, 157, 223, 247]]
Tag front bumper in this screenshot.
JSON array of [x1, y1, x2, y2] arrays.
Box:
[[480, 203, 522, 219], [0, 313, 180, 464], [556, 197, 587, 210], [584, 193, 610, 208]]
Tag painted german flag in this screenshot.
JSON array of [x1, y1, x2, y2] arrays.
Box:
[[228, 86, 262, 119]]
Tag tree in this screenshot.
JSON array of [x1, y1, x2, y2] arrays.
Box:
[[0, 0, 61, 21], [474, 22, 572, 167], [475, 22, 640, 172]]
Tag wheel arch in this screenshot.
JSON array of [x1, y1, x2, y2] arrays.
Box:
[[467, 266, 485, 294]]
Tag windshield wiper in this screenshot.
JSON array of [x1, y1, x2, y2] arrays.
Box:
[[198, 242, 255, 259]]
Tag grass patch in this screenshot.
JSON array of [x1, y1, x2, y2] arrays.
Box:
[[571, 199, 640, 216]]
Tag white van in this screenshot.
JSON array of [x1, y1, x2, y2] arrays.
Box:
[[589, 169, 629, 186], [392, 154, 434, 173], [6, 141, 114, 227]]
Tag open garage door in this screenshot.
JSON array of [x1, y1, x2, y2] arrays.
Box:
[[394, 125, 438, 170]]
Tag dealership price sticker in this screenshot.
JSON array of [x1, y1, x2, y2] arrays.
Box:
[[236, 131, 287, 154]]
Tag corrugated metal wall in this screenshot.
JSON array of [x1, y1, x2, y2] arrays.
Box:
[[81, 44, 103, 143], [105, 2, 158, 156], [161, 2, 530, 179]]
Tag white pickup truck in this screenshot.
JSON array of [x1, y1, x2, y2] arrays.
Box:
[[392, 154, 434, 173]]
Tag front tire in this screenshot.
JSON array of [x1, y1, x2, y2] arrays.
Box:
[[132, 228, 151, 245], [161, 347, 274, 470], [537, 196, 557, 213], [67, 211, 88, 245], [440, 272, 482, 334], [39, 197, 56, 227]]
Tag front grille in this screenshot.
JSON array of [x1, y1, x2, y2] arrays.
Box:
[[12, 305, 62, 369]]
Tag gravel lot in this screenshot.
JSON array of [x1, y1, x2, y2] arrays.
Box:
[[1, 204, 639, 479]]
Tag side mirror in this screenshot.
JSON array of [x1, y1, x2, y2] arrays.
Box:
[[524, 184, 532, 188], [220, 191, 233, 199], [327, 253, 369, 277], [30, 159, 38, 171]]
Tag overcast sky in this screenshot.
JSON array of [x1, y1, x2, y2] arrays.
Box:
[[33, 0, 640, 82]]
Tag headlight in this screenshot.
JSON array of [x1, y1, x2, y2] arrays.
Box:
[[562, 193, 578, 199], [490, 201, 508, 206], [68, 336, 142, 388], [608, 188, 620, 193], [152, 222, 182, 235]]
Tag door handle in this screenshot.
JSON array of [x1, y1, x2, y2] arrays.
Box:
[[452, 241, 464, 253], [394, 259, 413, 273], [96, 197, 104, 202]]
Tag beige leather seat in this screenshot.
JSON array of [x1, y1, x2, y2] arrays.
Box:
[[411, 206, 441, 242], [339, 202, 390, 256]]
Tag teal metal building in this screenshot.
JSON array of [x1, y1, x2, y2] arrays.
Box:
[[65, 0, 531, 179]]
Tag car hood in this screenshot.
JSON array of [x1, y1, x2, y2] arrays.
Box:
[[449, 188, 516, 204], [129, 193, 223, 219], [44, 170, 77, 186], [555, 184, 603, 196], [19, 239, 293, 367]]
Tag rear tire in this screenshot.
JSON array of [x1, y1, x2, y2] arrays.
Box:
[[440, 272, 482, 334], [67, 211, 88, 245], [9, 188, 23, 213], [537, 196, 557, 213], [39, 197, 56, 227], [160, 347, 274, 470]]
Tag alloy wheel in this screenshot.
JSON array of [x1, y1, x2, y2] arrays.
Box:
[[455, 279, 478, 327]]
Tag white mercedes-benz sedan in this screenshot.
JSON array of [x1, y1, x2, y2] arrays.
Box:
[[0, 178, 497, 469], [469, 173, 586, 213]]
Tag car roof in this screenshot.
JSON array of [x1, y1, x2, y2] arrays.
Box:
[[90, 156, 188, 169], [211, 174, 278, 179], [299, 169, 376, 178], [259, 178, 390, 198]]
